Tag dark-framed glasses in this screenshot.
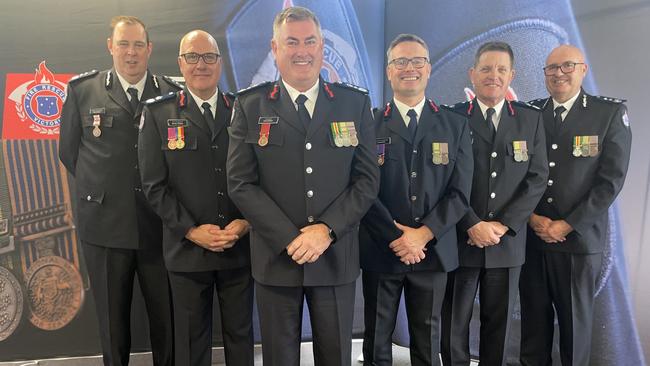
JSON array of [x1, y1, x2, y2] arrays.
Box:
[[543, 61, 584, 76], [388, 57, 429, 70], [180, 52, 221, 64]]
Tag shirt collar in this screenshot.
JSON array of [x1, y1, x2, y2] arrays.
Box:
[[552, 90, 580, 113], [115, 70, 147, 100], [476, 98, 505, 121], [393, 97, 426, 126], [187, 88, 220, 117], [283, 79, 320, 106]]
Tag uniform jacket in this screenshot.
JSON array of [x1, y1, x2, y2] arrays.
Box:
[[360, 99, 473, 273], [528, 90, 631, 254], [227, 78, 379, 287], [450, 98, 548, 268], [138, 89, 250, 272], [59, 69, 181, 249]]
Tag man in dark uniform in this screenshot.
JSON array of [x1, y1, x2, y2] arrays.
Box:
[[59, 15, 179, 366], [138, 30, 253, 366], [520, 45, 632, 366], [440, 41, 548, 366], [227, 6, 379, 366], [360, 33, 473, 366]]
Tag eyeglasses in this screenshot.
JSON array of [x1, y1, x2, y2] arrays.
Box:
[[180, 52, 221, 64], [388, 57, 429, 70], [543, 61, 584, 76]]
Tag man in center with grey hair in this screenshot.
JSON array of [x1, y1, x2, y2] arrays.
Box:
[[227, 6, 379, 366]]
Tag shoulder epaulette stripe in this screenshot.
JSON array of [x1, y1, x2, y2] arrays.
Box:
[[144, 91, 177, 105], [68, 70, 98, 83]]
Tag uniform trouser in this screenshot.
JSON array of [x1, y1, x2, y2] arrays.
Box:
[[519, 247, 602, 366], [440, 266, 521, 366], [168, 267, 254, 366], [362, 269, 447, 366], [83, 242, 173, 366], [255, 280, 356, 366]]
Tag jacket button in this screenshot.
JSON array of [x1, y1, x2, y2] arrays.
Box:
[[551, 144, 558, 150], [218, 214, 225, 219], [490, 192, 496, 199], [307, 216, 314, 223], [547, 197, 554, 203], [305, 143, 312, 150], [307, 190, 314, 198], [306, 167, 313, 174], [488, 212, 494, 219], [547, 180, 554, 186], [549, 162, 556, 167], [410, 172, 417, 178], [217, 191, 224, 196], [414, 217, 421, 223], [86, 195, 92, 201], [491, 171, 497, 178], [491, 152, 497, 158], [410, 195, 417, 201]]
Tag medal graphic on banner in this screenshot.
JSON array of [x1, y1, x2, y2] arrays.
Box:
[[226, 0, 377, 105]]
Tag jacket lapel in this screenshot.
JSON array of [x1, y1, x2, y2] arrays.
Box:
[[179, 89, 211, 136], [212, 92, 228, 140], [107, 69, 133, 116], [306, 81, 332, 139], [468, 99, 493, 144], [494, 102, 514, 147], [271, 81, 306, 134], [386, 101, 414, 144]]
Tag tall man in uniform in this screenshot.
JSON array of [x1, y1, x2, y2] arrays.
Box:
[[227, 6, 379, 366], [360, 33, 473, 366], [520, 45, 632, 366], [59, 15, 179, 366], [440, 41, 548, 366], [138, 30, 254, 366]]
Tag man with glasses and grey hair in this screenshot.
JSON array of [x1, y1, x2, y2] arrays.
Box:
[[360, 33, 473, 366], [227, 6, 379, 366], [138, 30, 253, 366], [60, 15, 181, 366], [520, 45, 631, 366]]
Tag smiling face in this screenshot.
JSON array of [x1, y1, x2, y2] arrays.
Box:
[[386, 41, 431, 105], [469, 50, 515, 107], [107, 21, 152, 85], [178, 31, 221, 100], [271, 19, 323, 92], [544, 45, 588, 103]]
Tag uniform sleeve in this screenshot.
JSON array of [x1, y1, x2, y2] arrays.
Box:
[[138, 106, 196, 241], [565, 104, 632, 234], [316, 95, 380, 239], [58, 84, 82, 175], [227, 98, 302, 254], [499, 111, 549, 234], [421, 118, 473, 239]]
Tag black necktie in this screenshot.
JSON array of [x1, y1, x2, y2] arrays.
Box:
[[127, 87, 139, 113], [486, 107, 496, 142], [202, 102, 216, 137], [295, 94, 311, 130], [407, 109, 418, 140], [554, 105, 566, 132]]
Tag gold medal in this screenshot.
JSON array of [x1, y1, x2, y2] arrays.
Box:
[[167, 139, 177, 150], [176, 139, 185, 149], [258, 135, 269, 147], [588, 135, 598, 157], [573, 136, 582, 157], [92, 126, 101, 137], [347, 122, 359, 147], [441, 143, 450, 165]]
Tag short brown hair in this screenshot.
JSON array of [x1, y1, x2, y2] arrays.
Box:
[[474, 41, 514, 68], [109, 15, 149, 43], [272, 6, 321, 40], [386, 33, 429, 61]]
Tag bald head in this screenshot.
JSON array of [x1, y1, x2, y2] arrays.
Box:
[[544, 44, 588, 103], [179, 30, 219, 55], [177, 30, 222, 100]]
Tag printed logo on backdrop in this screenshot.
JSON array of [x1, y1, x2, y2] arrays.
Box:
[[3, 61, 73, 139]]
